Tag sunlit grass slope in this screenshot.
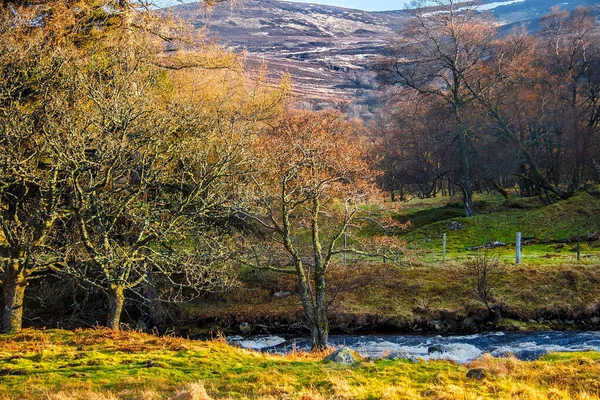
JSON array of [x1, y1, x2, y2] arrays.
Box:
[[1, 329, 600, 399], [397, 191, 600, 264]]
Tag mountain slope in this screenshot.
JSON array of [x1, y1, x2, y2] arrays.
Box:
[[169, 0, 600, 118]]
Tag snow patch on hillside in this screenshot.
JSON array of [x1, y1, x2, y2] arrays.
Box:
[[424, 0, 527, 16]]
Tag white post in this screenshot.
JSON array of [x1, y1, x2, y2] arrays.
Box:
[[442, 233, 447, 262], [516, 232, 522, 264]]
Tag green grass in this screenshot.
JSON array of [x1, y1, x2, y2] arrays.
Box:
[[396, 192, 600, 265], [2, 329, 600, 399]]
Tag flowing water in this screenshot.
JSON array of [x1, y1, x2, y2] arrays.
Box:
[[228, 331, 600, 363]]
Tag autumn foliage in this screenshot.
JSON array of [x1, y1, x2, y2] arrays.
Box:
[[376, 2, 600, 208]]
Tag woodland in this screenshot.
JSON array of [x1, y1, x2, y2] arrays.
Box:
[[0, 0, 599, 360]]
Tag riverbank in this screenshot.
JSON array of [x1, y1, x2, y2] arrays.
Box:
[[177, 262, 600, 338], [1, 329, 599, 399], [171, 192, 600, 338]]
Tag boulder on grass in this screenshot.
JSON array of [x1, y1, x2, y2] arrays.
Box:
[[466, 368, 486, 380], [323, 347, 360, 364]]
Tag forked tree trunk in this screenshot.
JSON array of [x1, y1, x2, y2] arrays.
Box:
[[310, 321, 329, 351], [107, 284, 125, 330], [2, 263, 27, 334]]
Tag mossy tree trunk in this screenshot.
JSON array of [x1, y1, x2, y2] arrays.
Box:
[[2, 262, 27, 334], [312, 272, 329, 351], [107, 284, 125, 330]]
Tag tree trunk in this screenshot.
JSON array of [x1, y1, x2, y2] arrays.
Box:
[[143, 279, 160, 328], [491, 181, 509, 200], [2, 263, 27, 334], [310, 322, 329, 351], [107, 284, 125, 330], [457, 125, 474, 217], [311, 273, 329, 351]]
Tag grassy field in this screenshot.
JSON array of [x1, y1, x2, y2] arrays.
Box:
[[396, 191, 600, 265], [1, 329, 600, 400]]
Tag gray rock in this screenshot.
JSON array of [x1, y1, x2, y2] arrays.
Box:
[[386, 352, 411, 360], [428, 320, 443, 331], [273, 291, 293, 299], [408, 356, 420, 363], [324, 347, 359, 364], [466, 368, 486, 380], [447, 221, 463, 230], [590, 316, 600, 324], [239, 322, 252, 334], [462, 317, 476, 329], [428, 344, 447, 354]]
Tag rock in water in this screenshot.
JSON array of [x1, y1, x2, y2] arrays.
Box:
[[386, 352, 411, 360], [466, 368, 486, 380], [324, 347, 359, 364], [428, 344, 447, 354]]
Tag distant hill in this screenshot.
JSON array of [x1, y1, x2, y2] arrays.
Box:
[[169, 0, 600, 119]]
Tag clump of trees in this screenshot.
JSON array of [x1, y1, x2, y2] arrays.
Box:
[[376, 1, 600, 215], [0, 0, 404, 352], [0, 0, 290, 333]]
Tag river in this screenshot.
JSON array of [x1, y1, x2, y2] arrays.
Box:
[[228, 331, 600, 363]]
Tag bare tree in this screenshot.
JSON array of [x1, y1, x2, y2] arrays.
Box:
[[378, 0, 497, 216], [465, 247, 503, 321], [540, 7, 600, 192], [236, 110, 380, 350], [0, 3, 74, 333]]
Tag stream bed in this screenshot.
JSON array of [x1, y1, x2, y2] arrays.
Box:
[[228, 331, 600, 363]]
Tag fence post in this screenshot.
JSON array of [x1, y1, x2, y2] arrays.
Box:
[[577, 233, 581, 261], [382, 249, 387, 264], [442, 233, 447, 262], [516, 232, 522, 264]]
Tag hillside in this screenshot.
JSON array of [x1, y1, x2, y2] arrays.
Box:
[[168, 0, 600, 119]]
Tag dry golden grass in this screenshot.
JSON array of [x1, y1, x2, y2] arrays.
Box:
[[171, 382, 214, 400]]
